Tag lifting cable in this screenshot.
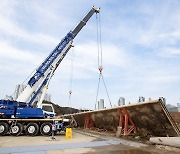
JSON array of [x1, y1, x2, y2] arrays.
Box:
[[95, 13, 112, 109], [68, 47, 74, 107]]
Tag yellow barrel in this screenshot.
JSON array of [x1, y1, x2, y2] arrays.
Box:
[[65, 128, 72, 139]]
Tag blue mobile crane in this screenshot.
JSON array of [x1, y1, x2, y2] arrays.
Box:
[[0, 6, 100, 136]]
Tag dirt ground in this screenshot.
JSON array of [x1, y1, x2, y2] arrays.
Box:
[[0, 132, 96, 147], [0, 129, 179, 154]]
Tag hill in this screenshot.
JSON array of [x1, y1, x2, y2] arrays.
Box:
[[34, 100, 89, 115]]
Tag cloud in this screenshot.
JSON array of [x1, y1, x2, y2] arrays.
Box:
[[0, 41, 45, 78], [0, 15, 58, 46], [0, 0, 180, 108], [158, 47, 180, 57], [0, 1, 59, 48], [72, 42, 129, 77], [45, 41, 129, 82], [0, 41, 42, 63]]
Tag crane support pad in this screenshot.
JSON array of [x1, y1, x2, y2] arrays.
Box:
[[62, 99, 180, 137]]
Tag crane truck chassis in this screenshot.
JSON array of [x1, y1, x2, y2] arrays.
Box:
[[0, 6, 100, 136], [0, 118, 69, 136]]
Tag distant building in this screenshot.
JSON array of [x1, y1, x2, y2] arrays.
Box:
[[118, 97, 125, 106], [14, 84, 51, 103], [138, 96, 145, 102], [14, 84, 27, 100], [4, 95, 13, 101], [98, 99, 104, 109]]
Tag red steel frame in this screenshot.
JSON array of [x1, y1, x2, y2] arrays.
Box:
[[84, 113, 94, 129], [117, 107, 136, 136]]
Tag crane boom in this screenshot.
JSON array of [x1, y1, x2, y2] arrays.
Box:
[[16, 6, 100, 103], [72, 6, 100, 37]]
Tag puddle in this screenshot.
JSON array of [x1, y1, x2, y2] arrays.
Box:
[[89, 144, 156, 154], [111, 149, 152, 154]]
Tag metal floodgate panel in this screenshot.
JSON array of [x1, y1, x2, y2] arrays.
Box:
[[63, 99, 180, 137]]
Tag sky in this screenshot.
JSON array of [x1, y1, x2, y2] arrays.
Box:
[[0, 0, 180, 109]]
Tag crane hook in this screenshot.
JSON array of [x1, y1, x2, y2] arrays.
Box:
[[98, 66, 103, 73], [69, 90, 72, 95]]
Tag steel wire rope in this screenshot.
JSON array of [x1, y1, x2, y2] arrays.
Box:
[[95, 73, 101, 110], [95, 12, 112, 109], [95, 13, 100, 109], [96, 13, 100, 67], [101, 74, 112, 107], [99, 13, 103, 67], [68, 48, 75, 107]]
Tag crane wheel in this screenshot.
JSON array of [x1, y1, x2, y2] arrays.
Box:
[[0, 122, 9, 136], [40, 122, 52, 136], [10, 123, 23, 136], [26, 123, 39, 136]]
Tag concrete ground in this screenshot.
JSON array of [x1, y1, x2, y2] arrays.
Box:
[[0, 130, 179, 154]]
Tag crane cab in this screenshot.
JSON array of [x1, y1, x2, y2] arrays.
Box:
[[41, 104, 56, 118]]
